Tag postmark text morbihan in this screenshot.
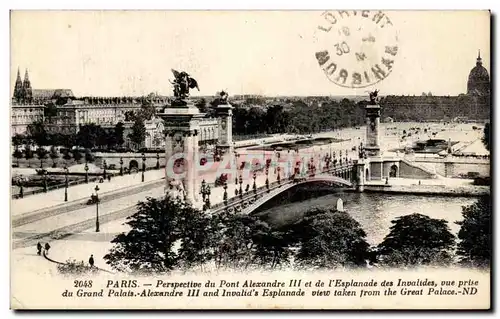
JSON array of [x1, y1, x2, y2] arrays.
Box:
[[314, 10, 399, 88]]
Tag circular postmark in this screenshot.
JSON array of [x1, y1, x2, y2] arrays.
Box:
[[313, 10, 399, 89]]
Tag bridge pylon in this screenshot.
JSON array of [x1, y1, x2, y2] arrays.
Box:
[[159, 101, 205, 205]]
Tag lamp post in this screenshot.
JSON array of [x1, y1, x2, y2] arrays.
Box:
[[42, 170, 48, 192], [103, 160, 107, 180], [234, 152, 240, 185], [252, 172, 257, 194], [94, 184, 100, 232], [17, 175, 24, 199], [200, 179, 210, 211], [119, 157, 124, 176], [238, 175, 243, 199], [156, 152, 160, 169], [205, 184, 211, 210], [142, 153, 146, 182], [84, 161, 89, 183], [64, 166, 69, 202], [223, 182, 228, 206]]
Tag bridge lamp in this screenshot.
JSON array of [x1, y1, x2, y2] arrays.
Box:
[[200, 179, 207, 202], [238, 175, 243, 199], [253, 173, 257, 194], [223, 182, 228, 206]]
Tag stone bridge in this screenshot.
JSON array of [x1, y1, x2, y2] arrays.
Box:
[[209, 164, 356, 216]]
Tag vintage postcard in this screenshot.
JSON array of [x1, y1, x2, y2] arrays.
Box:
[[10, 10, 491, 310]]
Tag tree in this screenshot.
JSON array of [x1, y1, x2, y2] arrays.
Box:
[[456, 196, 491, 268], [195, 98, 208, 113], [104, 196, 209, 274], [12, 134, 25, 149], [114, 122, 125, 147], [482, 123, 490, 152], [251, 222, 294, 269], [27, 120, 48, 146], [128, 117, 146, 149], [24, 145, 34, 167], [212, 214, 260, 270], [85, 149, 95, 163], [377, 213, 455, 267], [71, 149, 83, 163], [49, 146, 59, 167], [13, 149, 23, 166], [176, 205, 214, 271], [139, 95, 157, 120], [76, 124, 106, 149], [62, 149, 72, 161], [36, 147, 48, 168], [291, 208, 369, 269]]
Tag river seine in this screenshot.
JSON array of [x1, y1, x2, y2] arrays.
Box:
[[259, 192, 477, 245]]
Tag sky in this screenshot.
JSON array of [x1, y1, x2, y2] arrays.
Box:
[[10, 10, 491, 97]]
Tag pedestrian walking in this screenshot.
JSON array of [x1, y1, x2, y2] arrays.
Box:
[[36, 242, 42, 256], [89, 254, 95, 267], [108, 175, 111, 182], [44, 242, 51, 255]]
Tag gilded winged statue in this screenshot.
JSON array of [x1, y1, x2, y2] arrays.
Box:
[[369, 89, 379, 104], [170, 69, 200, 100]]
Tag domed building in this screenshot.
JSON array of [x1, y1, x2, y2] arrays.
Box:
[[467, 50, 490, 96]]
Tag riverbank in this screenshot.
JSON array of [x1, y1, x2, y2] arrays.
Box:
[[363, 178, 489, 197]]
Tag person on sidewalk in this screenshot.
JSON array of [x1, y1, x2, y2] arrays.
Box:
[[89, 254, 94, 267], [36, 242, 42, 256], [44, 242, 51, 255]]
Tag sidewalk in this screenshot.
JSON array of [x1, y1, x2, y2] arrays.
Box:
[[26, 168, 286, 270], [11, 169, 166, 216]]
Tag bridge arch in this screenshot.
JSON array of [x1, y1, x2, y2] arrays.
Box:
[[390, 164, 398, 177], [129, 160, 139, 170], [240, 175, 353, 215]]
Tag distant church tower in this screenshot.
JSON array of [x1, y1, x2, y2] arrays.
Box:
[[467, 50, 490, 96], [13, 68, 23, 102], [22, 69, 33, 103]]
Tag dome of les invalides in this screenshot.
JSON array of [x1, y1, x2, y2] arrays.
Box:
[[467, 50, 490, 96]]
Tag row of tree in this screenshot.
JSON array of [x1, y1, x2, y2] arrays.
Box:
[[13, 144, 96, 168], [12, 119, 148, 151], [90, 195, 490, 274], [226, 100, 367, 136]]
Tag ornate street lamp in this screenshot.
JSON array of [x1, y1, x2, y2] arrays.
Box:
[[103, 160, 107, 180], [42, 170, 48, 192], [156, 152, 160, 169], [64, 166, 69, 202], [205, 184, 211, 210], [200, 179, 207, 202], [95, 184, 100, 232], [252, 172, 257, 194], [142, 153, 146, 182], [84, 161, 89, 183], [238, 175, 243, 199], [223, 182, 228, 206], [16, 175, 25, 199], [119, 157, 124, 176]]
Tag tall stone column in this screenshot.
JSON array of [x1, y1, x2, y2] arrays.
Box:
[[215, 103, 234, 158], [159, 103, 204, 205], [365, 104, 381, 157]]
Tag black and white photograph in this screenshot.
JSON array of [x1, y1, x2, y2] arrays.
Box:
[[8, 10, 491, 310]]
